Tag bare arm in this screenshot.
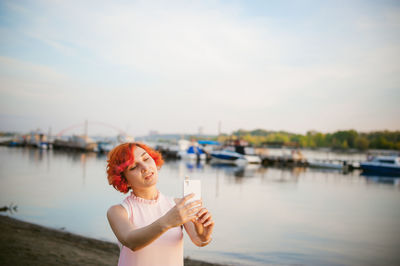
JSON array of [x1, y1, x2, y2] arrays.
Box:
[[107, 194, 202, 252], [107, 205, 167, 251]]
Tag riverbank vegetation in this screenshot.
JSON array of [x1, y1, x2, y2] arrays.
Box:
[[2, 129, 399, 151], [216, 129, 400, 151]]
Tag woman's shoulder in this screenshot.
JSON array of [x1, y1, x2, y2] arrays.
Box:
[[108, 194, 132, 216], [106, 204, 127, 220]]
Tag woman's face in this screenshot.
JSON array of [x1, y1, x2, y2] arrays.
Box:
[[123, 146, 158, 190]]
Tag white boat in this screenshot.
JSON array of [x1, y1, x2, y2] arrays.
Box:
[[308, 159, 344, 170], [210, 150, 247, 165], [218, 145, 261, 164], [243, 147, 261, 164], [360, 156, 400, 176], [244, 155, 262, 164]]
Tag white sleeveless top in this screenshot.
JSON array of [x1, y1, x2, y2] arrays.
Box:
[[118, 192, 184, 266]]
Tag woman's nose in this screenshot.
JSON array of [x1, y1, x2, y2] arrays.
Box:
[[141, 164, 149, 173]]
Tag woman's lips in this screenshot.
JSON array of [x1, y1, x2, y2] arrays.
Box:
[[144, 172, 153, 180]]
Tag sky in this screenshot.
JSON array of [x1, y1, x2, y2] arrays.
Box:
[[0, 0, 399, 137]]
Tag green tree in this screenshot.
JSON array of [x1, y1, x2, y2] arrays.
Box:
[[225, 129, 399, 150], [355, 136, 369, 150]]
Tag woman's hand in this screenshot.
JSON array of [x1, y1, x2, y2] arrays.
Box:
[[192, 207, 214, 242], [161, 194, 202, 229]]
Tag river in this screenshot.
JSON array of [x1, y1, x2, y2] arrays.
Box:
[[0, 146, 399, 265]]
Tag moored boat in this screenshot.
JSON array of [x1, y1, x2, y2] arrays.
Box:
[[360, 156, 400, 176], [308, 159, 344, 170], [179, 145, 207, 161], [244, 154, 262, 164], [214, 140, 261, 164], [53, 135, 97, 152], [210, 150, 247, 165]]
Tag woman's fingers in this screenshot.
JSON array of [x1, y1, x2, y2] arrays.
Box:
[[195, 208, 206, 217], [199, 212, 211, 224], [165, 197, 207, 228], [185, 200, 202, 209], [195, 208, 212, 222], [204, 219, 214, 227], [181, 205, 202, 223], [178, 193, 195, 206], [187, 205, 202, 216], [192, 208, 214, 230], [173, 197, 214, 227]]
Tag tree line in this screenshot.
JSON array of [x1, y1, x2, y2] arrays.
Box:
[[216, 129, 400, 150]]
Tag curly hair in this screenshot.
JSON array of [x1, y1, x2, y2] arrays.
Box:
[[106, 142, 164, 194]]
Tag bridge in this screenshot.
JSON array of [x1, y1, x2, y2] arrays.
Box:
[[56, 121, 127, 137]]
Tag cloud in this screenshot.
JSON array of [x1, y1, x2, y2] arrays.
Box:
[[0, 1, 399, 135], [0, 56, 69, 102]]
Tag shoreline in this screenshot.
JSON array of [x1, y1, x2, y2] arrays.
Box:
[[0, 215, 226, 266]]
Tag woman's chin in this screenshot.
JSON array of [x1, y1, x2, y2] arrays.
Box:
[[144, 174, 157, 185]]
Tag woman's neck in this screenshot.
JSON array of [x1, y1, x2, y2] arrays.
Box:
[[131, 187, 159, 200]]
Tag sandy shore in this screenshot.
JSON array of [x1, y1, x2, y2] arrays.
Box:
[[0, 215, 226, 266]]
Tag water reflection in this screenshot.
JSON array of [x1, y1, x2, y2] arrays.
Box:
[[0, 203, 18, 214], [183, 159, 205, 171], [52, 149, 98, 162], [365, 176, 400, 186], [210, 163, 248, 177], [18, 147, 400, 188], [361, 172, 400, 186], [2, 146, 400, 266]]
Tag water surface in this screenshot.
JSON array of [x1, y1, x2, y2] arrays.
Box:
[[0, 146, 399, 265]]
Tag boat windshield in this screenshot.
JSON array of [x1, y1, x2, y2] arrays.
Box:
[[377, 159, 395, 164]]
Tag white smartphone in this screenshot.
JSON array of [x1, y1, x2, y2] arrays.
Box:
[[183, 179, 201, 204]]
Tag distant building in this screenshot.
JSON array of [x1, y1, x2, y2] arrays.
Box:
[[149, 130, 159, 136]]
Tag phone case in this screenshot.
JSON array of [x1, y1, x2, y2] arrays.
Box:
[[183, 179, 201, 203]]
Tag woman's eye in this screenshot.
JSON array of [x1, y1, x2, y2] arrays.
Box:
[[144, 157, 149, 161], [130, 166, 137, 170]]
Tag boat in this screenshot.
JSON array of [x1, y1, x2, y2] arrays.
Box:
[[96, 135, 134, 154], [179, 145, 207, 161], [360, 156, 400, 176], [243, 147, 261, 164], [53, 135, 97, 152], [210, 150, 247, 165], [0, 135, 24, 147], [97, 141, 115, 153], [308, 159, 345, 170], [244, 154, 261, 164], [197, 140, 220, 155], [176, 139, 207, 161], [214, 140, 261, 164], [26, 131, 51, 149]]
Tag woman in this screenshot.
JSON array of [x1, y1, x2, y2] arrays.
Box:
[[106, 142, 214, 266]]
